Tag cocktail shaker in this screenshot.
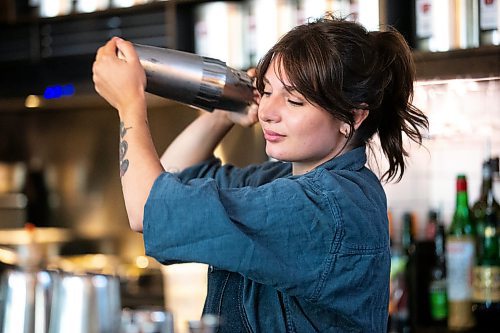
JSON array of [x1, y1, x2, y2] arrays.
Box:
[[131, 44, 254, 113]]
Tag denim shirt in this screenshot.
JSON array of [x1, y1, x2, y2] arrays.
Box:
[[143, 146, 390, 332]]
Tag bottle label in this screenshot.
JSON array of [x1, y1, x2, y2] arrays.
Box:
[[429, 279, 448, 320], [480, 0, 499, 30], [472, 266, 500, 302], [416, 0, 433, 38], [446, 238, 475, 300]]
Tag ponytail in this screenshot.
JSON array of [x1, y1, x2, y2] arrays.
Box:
[[364, 29, 429, 181]]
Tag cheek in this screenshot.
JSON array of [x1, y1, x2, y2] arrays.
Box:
[[299, 120, 341, 149]]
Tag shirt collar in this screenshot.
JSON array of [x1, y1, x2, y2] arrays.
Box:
[[317, 146, 367, 172]]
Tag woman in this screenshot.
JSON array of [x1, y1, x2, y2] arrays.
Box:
[[93, 15, 428, 332]]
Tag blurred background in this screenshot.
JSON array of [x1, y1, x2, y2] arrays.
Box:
[[0, 1, 499, 332]]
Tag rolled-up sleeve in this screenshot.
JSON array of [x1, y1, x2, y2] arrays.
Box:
[[143, 169, 339, 299]]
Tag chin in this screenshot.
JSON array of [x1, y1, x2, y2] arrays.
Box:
[[266, 150, 288, 162]]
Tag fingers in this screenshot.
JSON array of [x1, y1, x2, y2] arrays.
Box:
[[247, 67, 257, 78], [115, 38, 139, 63], [96, 37, 119, 60]]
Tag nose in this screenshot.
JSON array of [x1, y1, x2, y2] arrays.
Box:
[[258, 95, 281, 123]]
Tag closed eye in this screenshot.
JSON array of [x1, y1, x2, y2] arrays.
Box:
[[287, 99, 304, 106]]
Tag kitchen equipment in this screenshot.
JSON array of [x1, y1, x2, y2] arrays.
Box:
[[48, 272, 121, 333], [0, 268, 56, 333], [121, 307, 174, 333], [127, 44, 254, 113], [0, 226, 72, 269]]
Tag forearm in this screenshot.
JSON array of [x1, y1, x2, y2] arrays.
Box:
[[119, 100, 163, 232], [160, 110, 234, 172]]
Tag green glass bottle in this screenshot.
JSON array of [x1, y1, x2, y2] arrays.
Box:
[[472, 160, 500, 241], [429, 223, 448, 326], [446, 174, 476, 331], [472, 160, 500, 332]]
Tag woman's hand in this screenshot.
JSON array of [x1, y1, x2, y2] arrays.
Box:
[[92, 37, 147, 115], [214, 68, 260, 128]]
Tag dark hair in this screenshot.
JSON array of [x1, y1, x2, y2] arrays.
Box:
[[255, 14, 429, 182]]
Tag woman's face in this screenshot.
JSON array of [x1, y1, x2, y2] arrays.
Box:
[[258, 59, 347, 175]]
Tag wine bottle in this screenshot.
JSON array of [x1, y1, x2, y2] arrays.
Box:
[[472, 159, 500, 332], [479, 0, 500, 46], [428, 223, 448, 326], [446, 174, 476, 331]]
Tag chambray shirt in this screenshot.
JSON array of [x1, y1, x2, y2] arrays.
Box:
[[143, 146, 390, 332]]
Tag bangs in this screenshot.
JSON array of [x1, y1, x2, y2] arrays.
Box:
[[256, 35, 330, 107]]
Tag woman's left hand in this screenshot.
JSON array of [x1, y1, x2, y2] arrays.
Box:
[[92, 37, 147, 114], [218, 68, 260, 128]]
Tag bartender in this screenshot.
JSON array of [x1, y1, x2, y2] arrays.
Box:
[[93, 14, 429, 332]]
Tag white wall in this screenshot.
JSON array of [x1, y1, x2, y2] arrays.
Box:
[[383, 77, 500, 240]]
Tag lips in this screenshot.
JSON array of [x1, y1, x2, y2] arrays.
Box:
[[263, 129, 285, 142]]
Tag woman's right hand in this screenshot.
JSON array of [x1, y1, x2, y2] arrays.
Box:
[[92, 37, 147, 115]]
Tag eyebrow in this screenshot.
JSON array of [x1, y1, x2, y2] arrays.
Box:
[[262, 76, 298, 94]]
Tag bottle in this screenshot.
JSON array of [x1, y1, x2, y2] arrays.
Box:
[[425, 209, 439, 240], [446, 174, 476, 331], [403, 212, 417, 332], [479, 0, 500, 46], [415, 0, 434, 51], [388, 213, 414, 333], [23, 161, 51, 227], [402, 212, 416, 257], [472, 160, 500, 241], [471, 159, 500, 332], [428, 223, 448, 326], [125, 44, 254, 113]]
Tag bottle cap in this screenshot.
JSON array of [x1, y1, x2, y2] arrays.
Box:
[[456, 174, 467, 192]]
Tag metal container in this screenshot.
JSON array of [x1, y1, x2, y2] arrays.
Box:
[[48, 272, 121, 333], [130, 44, 254, 113], [0, 269, 56, 333]]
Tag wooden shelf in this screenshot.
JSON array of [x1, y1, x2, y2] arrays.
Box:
[[413, 45, 500, 81]]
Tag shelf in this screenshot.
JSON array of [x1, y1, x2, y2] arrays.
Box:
[[413, 45, 500, 81]]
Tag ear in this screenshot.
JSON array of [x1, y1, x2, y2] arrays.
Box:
[[352, 105, 369, 130]]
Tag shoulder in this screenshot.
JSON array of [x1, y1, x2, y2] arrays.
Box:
[[305, 160, 388, 251]]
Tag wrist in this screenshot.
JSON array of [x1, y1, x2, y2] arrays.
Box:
[[117, 97, 147, 123], [210, 110, 235, 128]]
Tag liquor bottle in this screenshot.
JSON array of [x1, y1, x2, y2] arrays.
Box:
[[403, 212, 416, 332], [479, 0, 500, 46], [471, 160, 500, 332], [472, 160, 500, 239], [388, 213, 415, 333], [446, 174, 476, 331], [428, 223, 448, 326], [415, 0, 433, 51], [425, 209, 439, 240]]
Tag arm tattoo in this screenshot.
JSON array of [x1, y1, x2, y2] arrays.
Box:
[[119, 121, 132, 177]]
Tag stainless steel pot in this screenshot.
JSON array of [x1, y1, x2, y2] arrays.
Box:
[[0, 250, 122, 333], [0, 268, 56, 333], [48, 272, 121, 333]]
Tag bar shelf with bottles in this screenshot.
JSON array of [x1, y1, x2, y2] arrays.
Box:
[[1, 0, 499, 103], [389, 157, 500, 333]]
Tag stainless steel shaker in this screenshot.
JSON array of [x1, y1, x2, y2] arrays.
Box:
[[131, 44, 254, 113]]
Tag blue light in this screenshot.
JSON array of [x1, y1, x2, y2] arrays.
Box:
[[43, 84, 75, 99]]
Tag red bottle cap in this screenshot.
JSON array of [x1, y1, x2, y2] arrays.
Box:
[[456, 175, 467, 192]]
